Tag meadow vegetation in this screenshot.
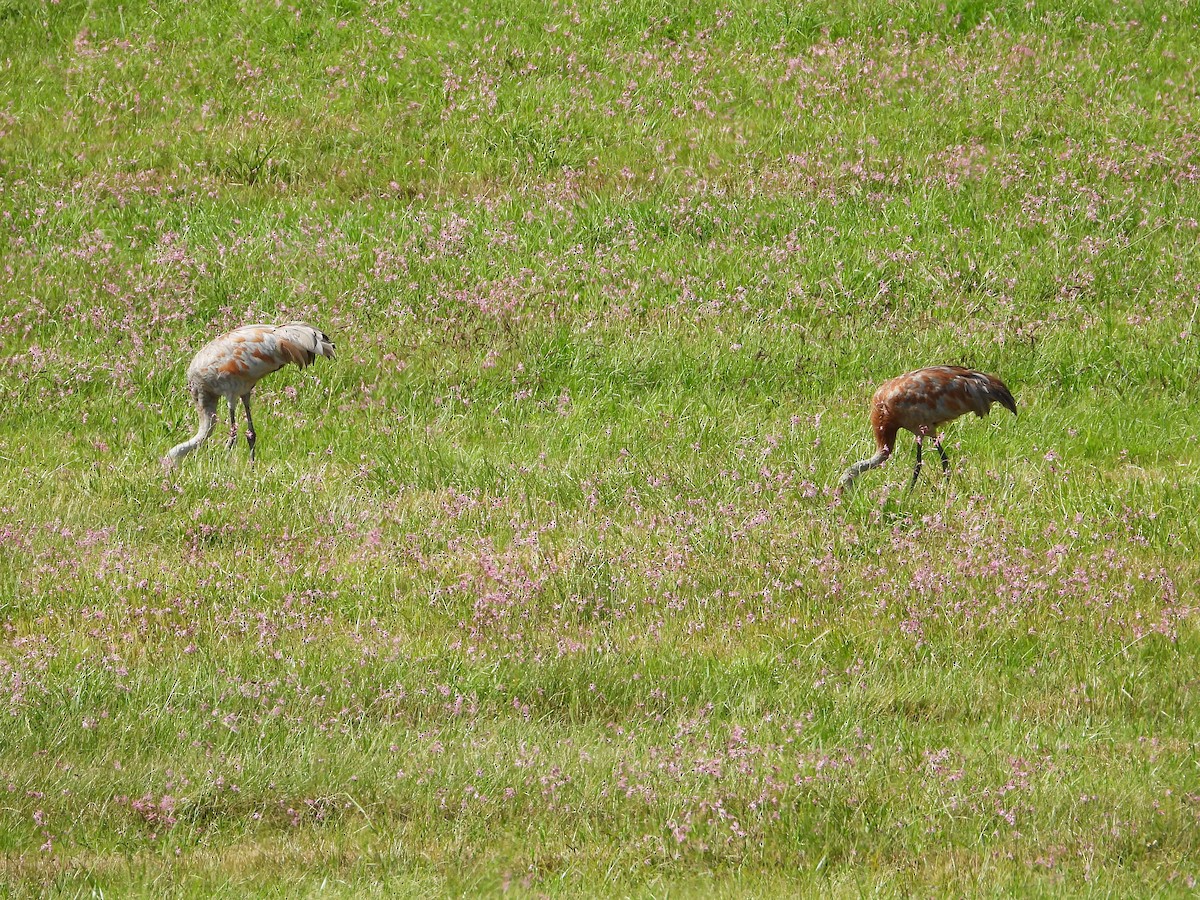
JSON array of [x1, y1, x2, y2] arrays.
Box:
[[1, 0, 1199, 894]]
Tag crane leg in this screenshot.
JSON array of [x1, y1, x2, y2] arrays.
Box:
[[935, 438, 950, 477], [225, 401, 238, 449], [909, 437, 924, 489], [242, 394, 257, 461]]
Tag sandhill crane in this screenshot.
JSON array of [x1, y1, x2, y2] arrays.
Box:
[[164, 322, 335, 466], [837, 366, 1017, 493]]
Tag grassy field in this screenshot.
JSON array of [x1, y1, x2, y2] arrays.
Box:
[[2, 0, 1200, 894]]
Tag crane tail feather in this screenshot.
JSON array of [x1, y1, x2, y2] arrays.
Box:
[[986, 376, 1018, 417], [274, 322, 336, 368]]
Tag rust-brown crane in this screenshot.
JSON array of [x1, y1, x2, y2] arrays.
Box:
[[838, 366, 1017, 492]]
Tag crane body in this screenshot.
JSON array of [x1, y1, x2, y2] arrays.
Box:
[[838, 366, 1016, 492], [165, 322, 335, 466]]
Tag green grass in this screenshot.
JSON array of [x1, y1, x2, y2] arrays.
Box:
[[1, 0, 1200, 895]]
